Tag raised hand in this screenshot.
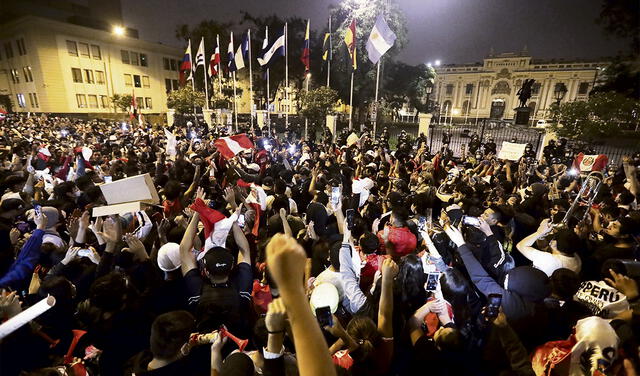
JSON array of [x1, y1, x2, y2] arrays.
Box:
[[123, 233, 149, 262], [266, 234, 307, 295]]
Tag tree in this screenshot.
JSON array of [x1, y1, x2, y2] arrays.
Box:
[[550, 92, 640, 142], [110, 94, 132, 112], [299, 86, 339, 128], [167, 86, 206, 114]]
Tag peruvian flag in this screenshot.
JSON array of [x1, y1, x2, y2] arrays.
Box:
[[209, 37, 221, 77], [573, 153, 608, 173], [129, 92, 137, 122], [214, 134, 254, 159], [0, 109, 6, 121]]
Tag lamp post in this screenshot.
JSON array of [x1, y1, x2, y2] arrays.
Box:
[[106, 25, 125, 113], [424, 82, 433, 113], [553, 83, 567, 106]]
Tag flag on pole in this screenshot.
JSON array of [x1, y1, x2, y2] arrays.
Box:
[[322, 33, 331, 61], [366, 15, 397, 64], [300, 20, 310, 72], [179, 40, 192, 85], [214, 134, 254, 159], [129, 92, 137, 121], [241, 32, 250, 60], [195, 38, 206, 69], [257, 28, 285, 67], [228, 33, 237, 73], [344, 19, 357, 70], [233, 33, 246, 71], [209, 40, 221, 77]]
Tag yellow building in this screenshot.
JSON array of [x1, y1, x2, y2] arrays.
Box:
[[0, 14, 181, 116], [433, 51, 607, 123]]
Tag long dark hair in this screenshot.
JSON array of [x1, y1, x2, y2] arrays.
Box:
[[397, 254, 427, 317], [439, 268, 484, 349]]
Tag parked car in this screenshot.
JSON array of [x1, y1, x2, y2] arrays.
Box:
[[536, 119, 549, 128]]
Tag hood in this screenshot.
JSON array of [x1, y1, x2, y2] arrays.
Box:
[[506, 266, 550, 302]]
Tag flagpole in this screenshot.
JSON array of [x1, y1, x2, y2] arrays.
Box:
[[305, 72, 310, 140], [202, 38, 209, 111], [233, 71, 238, 132], [189, 38, 196, 123], [348, 71, 354, 131], [373, 60, 380, 136], [327, 16, 331, 87], [265, 26, 270, 135], [216, 34, 222, 126], [248, 29, 254, 131], [284, 23, 289, 128]]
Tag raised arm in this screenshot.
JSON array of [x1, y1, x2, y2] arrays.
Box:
[[266, 234, 336, 376], [378, 258, 399, 338], [180, 212, 201, 275]]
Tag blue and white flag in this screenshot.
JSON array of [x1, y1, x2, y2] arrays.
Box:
[[228, 32, 237, 72], [241, 32, 250, 60], [257, 28, 285, 67], [195, 38, 206, 69], [234, 38, 245, 71], [366, 15, 396, 64]]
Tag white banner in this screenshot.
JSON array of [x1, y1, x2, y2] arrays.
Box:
[[498, 142, 527, 161]]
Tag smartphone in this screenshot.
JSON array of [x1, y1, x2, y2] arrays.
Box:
[[345, 209, 355, 230], [486, 293, 502, 318], [237, 214, 246, 228], [425, 272, 441, 292], [418, 216, 427, 231], [78, 249, 92, 257], [103, 175, 112, 183], [33, 204, 42, 216], [331, 187, 341, 208], [316, 306, 333, 327], [463, 216, 481, 227]]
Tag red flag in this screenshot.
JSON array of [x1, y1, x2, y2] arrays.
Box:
[[344, 19, 357, 70], [300, 19, 310, 72], [214, 134, 254, 160]]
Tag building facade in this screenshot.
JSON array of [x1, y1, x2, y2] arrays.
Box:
[[432, 51, 607, 124], [0, 15, 181, 116]]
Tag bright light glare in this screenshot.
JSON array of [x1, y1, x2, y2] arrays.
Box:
[[289, 145, 297, 154], [112, 26, 126, 36], [435, 60, 441, 66], [452, 109, 461, 115], [306, 72, 312, 79], [427, 62, 432, 67]]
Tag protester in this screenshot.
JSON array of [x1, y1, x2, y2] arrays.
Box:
[[0, 112, 638, 376]]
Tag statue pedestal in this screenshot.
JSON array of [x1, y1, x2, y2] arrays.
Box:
[[514, 107, 531, 126]]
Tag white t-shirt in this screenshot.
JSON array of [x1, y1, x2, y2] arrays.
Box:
[[314, 268, 345, 301], [519, 247, 582, 276]]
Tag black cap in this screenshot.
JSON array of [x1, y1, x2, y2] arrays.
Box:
[[0, 198, 26, 212], [202, 247, 234, 277]]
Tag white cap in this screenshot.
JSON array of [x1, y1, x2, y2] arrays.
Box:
[[310, 283, 340, 314], [157, 242, 181, 272], [247, 163, 260, 172], [82, 146, 93, 160]]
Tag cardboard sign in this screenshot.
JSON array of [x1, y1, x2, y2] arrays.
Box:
[[498, 142, 527, 161], [92, 173, 159, 217]]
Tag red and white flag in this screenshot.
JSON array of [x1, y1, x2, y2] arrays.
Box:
[[209, 35, 221, 77], [214, 134, 254, 159], [573, 153, 608, 172]]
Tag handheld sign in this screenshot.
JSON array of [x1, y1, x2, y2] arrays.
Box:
[[498, 142, 527, 161]]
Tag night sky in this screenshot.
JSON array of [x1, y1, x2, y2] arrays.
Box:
[[122, 0, 629, 65]]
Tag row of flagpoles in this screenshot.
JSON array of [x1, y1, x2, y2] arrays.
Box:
[[179, 14, 397, 135]]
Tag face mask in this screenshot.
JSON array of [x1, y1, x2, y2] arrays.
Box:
[[74, 191, 82, 197]]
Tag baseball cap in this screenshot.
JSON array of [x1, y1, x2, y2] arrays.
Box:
[[202, 247, 234, 277]]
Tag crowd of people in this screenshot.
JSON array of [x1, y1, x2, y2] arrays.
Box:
[[0, 113, 639, 376]]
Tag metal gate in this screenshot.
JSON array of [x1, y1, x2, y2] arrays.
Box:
[[428, 120, 544, 158]]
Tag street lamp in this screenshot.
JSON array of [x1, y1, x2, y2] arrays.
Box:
[[424, 82, 433, 113], [434, 60, 441, 67], [112, 25, 126, 37], [553, 83, 567, 106]]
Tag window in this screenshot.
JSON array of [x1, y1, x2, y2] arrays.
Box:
[[76, 94, 87, 108], [142, 75, 150, 88], [72, 68, 83, 83], [133, 74, 141, 88], [4, 42, 14, 58], [16, 38, 26, 55], [23, 66, 33, 82], [445, 84, 454, 95], [78, 43, 90, 57], [16, 94, 26, 108], [124, 74, 133, 86], [172, 80, 179, 90], [100, 95, 109, 108], [91, 44, 101, 59], [165, 78, 172, 92], [28, 93, 35, 107], [130, 52, 139, 66], [88, 95, 98, 108], [140, 53, 148, 67], [136, 97, 143, 109], [465, 83, 474, 95], [163, 58, 170, 70], [30, 93, 39, 108], [170, 59, 178, 71], [532, 82, 541, 94], [145, 97, 152, 109], [578, 82, 590, 95], [84, 69, 94, 84], [95, 70, 105, 84], [121, 50, 130, 64], [10, 69, 20, 84], [66, 40, 78, 56]]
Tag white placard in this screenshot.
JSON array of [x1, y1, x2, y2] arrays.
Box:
[[498, 142, 527, 161], [99, 173, 159, 206]]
